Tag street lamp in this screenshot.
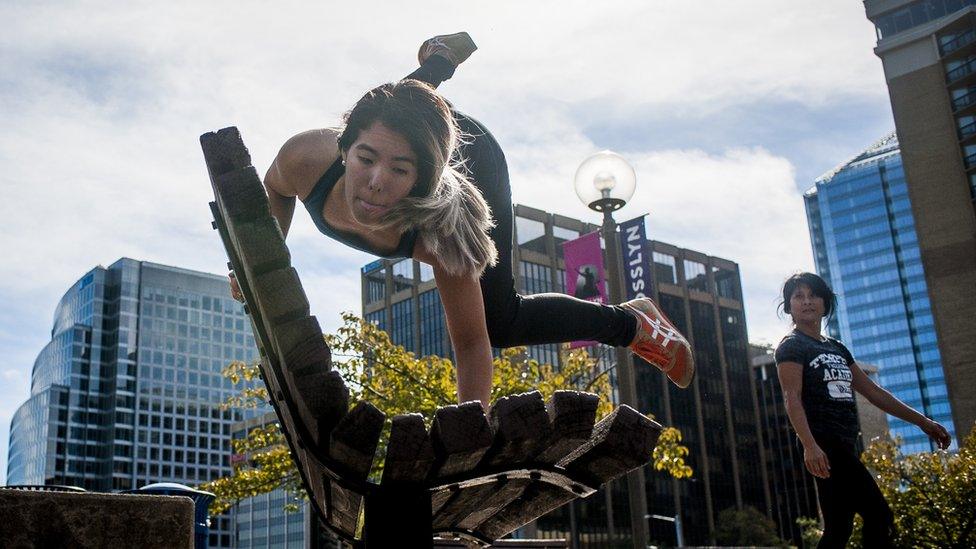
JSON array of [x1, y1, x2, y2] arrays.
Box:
[[574, 151, 637, 213], [574, 151, 648, 549]]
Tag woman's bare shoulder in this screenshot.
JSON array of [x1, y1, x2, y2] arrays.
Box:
[[273, 129, 342, 197]]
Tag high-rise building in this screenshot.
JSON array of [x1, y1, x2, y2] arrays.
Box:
[[804, 135, 955, 453], [864, 0, 976, 441], [6, 258, 261, 547], [361, 204, 770, 546], [750, 346, 819, 546]]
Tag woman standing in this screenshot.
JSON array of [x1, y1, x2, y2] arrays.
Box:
[[231, 33, 694, 408], [775, 272, 951, 547]]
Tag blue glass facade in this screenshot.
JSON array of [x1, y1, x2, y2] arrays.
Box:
[[418, 290, 449, 358], [235, 488, 307, 548], [389, 298, 414, 349], [7, 258, 262, 547], [805, 135, 955, 453]]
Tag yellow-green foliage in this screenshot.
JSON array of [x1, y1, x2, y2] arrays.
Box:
[[856, 426, 976, 548], [201, 312, 692, 515]]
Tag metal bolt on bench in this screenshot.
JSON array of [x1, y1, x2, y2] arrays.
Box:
[[200, 127, 663, 548]]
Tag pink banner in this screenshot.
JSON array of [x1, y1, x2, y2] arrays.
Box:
[[562, 231, 607, 348]]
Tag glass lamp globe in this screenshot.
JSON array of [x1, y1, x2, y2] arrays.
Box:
[[574, 150, 637, 212]]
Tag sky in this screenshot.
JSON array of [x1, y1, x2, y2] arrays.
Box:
[[0, 0, 895, 479]]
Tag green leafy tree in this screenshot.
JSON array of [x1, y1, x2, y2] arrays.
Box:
[[855, 427, 976, 548], [201, 313, 692, 514], [714, 505, 786, 547]]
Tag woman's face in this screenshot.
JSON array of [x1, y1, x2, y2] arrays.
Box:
[[789, 283, 825, 324], [343, 121, 419, 225]]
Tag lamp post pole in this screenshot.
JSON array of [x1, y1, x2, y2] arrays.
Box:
[[574, 151, 648, 549], [647, 514, 685, 547], [601, 208, 650, 549]]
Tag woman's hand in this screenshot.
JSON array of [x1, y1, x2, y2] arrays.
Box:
[[921, 418, 952, 450], [804, 443, 830, 479], [229, 272, 244, 303]]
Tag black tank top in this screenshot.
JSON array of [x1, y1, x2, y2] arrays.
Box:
[[301, 158, 418, 258]]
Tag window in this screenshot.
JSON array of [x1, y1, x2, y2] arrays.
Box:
[[516, 216, 547, 253], [391, 260, 414, 292], [713, 267, 740, 300], [653, 252, 676, 284], [364, 267, 386, 304], [419, 262, 435, 283], [684, 260, 707, 292]]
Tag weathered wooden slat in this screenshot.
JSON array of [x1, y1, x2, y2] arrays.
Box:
[[212, 166, 270, 222], [284, 369, 348, 449], [430, 487, 455, 517], [226, 217, 290, 276], [429, 402, 493, 479], [455, 478, 530, 531], [328, 478, 363, 538], [535, 391, 600, 465], [432, 477, 501, 530], [251, 268, 310, 328], [481, 391, 550, 468], [478, 483, 575, 540], [200, 127, 251, 180], [558, 405, 662, 484], [382, 414, 434, 485], [273, 316, 332, 377], [301, 450, 329, 518], [330, 401, 385, 480]]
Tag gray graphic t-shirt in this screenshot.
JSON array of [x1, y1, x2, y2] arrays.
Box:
[[775, 330, 859, 444]]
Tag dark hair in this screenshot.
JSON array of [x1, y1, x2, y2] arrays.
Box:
[[778, 272, 837, 322], [337, 79, 453, 198], [334, 80, 497, 276]]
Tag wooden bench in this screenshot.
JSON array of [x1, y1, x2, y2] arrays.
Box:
[[201, 127, 662, 548]]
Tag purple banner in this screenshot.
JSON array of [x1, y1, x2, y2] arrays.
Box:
[[562, 231, 607, 348], [619, 215, 652, 300]]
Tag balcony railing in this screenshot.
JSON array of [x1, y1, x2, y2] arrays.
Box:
[[941, 28, 976, 56], [953, 89, 976, 111], [947, 57, 976, 83], [960, 120, 976, 140]]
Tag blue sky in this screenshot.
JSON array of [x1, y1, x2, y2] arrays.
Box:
[[0, 0, 893, 479]]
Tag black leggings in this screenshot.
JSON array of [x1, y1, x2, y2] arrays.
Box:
[[812, 435, 894, 548], [406, 57, 638, 349]]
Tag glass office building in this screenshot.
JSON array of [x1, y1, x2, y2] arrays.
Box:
[[865, 0, 976, 446], [360, 205, 770, 546], [804, 135, 955, 453], [7, 258, 262, 547]]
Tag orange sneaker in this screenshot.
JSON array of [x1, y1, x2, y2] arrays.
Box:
[[621, 298, 695, 388], [417, 32, 478, 67]]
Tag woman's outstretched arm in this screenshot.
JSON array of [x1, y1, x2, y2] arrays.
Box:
[[851, 363, 951, 449]]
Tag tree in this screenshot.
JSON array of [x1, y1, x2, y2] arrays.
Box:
[[796, 516, 822, 548], [201, 312, 692, 514], [714, 505, 786, 547], [855, 427, 976, 548]]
